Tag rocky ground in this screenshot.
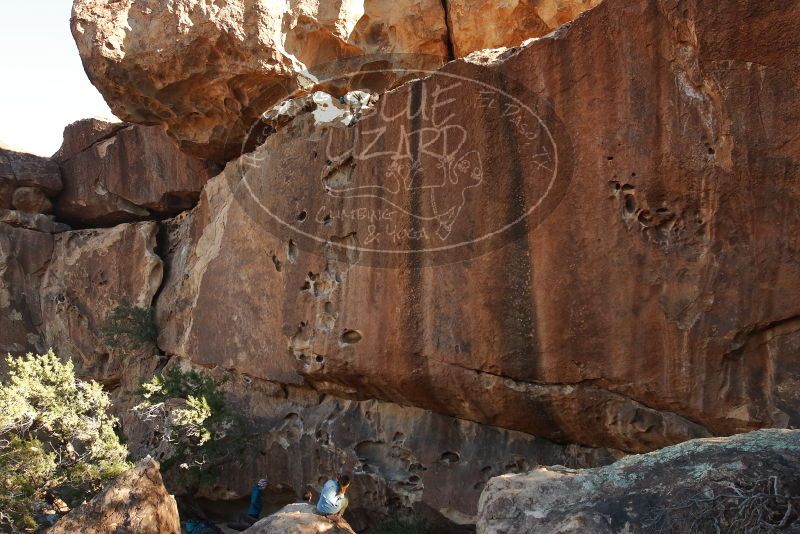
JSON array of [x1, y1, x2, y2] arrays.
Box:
[[2, 0, 799, 531]]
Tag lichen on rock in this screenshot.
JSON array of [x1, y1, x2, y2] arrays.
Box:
[[477, 429, 800, 533]]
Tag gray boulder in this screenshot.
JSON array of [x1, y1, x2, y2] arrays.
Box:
[[478, 430, 800, 533]]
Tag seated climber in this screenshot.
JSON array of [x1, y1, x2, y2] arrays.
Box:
[[316, 474, 351, 523], [245, 478, 268, 524]]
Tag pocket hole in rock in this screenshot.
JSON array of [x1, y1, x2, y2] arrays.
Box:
[[624, 195, 636, 214], [340, 330, 363, 344], [287, 239, 298, 262], [441, 451, 460, 464]]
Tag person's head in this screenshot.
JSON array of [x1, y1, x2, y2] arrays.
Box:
[[337, 474, 351, 493], [257, 478, 268, 489], [303, 489, 313, 503]]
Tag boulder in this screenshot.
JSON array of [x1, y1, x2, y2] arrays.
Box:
[[52, 117, 126, 163], [477, 429, 800, 533], [12, 186, 53, 214], [0, 147, 62, 194], [70, 0, 449, 161], [55, 121, 216, 226], [49, 457, 181, 534], [446, 0, 602, 56], [156, 155, 711, 456], [0, 148, 62, 216], [46, 0, 800, 528], [244, 503, 356, 534], [70, 0, 600, 161], [39, 222, 163, 385]]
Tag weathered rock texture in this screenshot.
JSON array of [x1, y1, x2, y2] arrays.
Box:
[[126, 357, 618, 530], [152, 0, 800, 456], [70, 0, 600, 161], [0, 148, 62, 214], [70, 0, 448, 161], [0, 209, 69, 234], [3, 0, 796, 529], [245, 503, 356, 534], [0, 223, 53, 355], [39, 222, 163, 386], [50, 457, 181, 534], [0, 148, 62, 195], [447, 0, 602, 56], [54, 120, 215, 226], [477, 429, 800, 533], [0, 147, 68, 355], [52, 118, 126, 163], [0, 191, 616, 527]]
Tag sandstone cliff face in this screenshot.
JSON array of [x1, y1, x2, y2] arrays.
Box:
[[39, 222, 163, 386], [0, 149, 65, 356], [54, 120, 215, 226], [2, 0, 798, 529], [50, 457, 181, 534], [152, 0, 800, 455], [477, 429, 800, 533], [0, 223, 53, 355], [70, 0, 600, 161]]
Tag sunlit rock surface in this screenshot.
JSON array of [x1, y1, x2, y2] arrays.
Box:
[[70, 0, 602, 161], [50, 457, 181, 534], [54, 120, 215, 226]]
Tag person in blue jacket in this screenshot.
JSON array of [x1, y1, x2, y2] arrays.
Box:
[[316, 474, 351, 524], [245, 478, 268, 524]]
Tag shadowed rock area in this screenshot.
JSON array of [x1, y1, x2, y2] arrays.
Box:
[[0, 223, 54, 355], [478, 429, 800, 533], [0, 147, 61, 213], [122, 357, 619, 531]]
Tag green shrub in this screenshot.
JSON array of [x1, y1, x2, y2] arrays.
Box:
[[0, 350, 129, 530], [135, 367, 248, 490], [102, 300, 157, 350]]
